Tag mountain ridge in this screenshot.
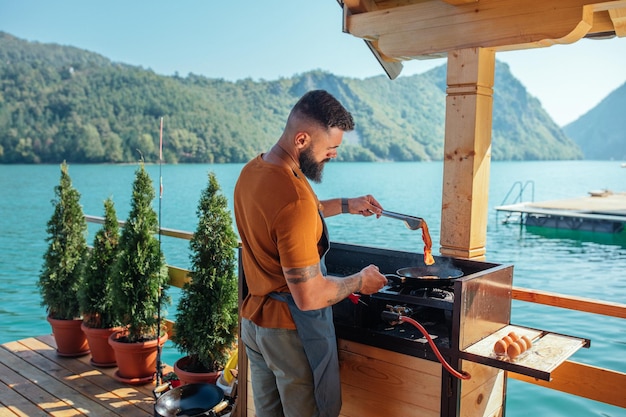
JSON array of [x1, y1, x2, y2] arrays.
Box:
[[564, 81, 626, 160], [1, 31, 611, 164]]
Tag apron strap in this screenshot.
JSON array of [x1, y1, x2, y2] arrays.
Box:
[[318, 209, 329, 276]]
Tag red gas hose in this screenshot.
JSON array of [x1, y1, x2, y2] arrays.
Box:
[[399, 316, 471, 380]]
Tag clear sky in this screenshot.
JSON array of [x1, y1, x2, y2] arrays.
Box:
[[1, 0, 625, 126]]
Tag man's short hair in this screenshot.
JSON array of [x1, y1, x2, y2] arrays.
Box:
[[291, 90, 354, 131]]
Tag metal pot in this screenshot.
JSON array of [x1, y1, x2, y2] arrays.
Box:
[[154, 383, 227, 417], [385, 265, 463, 286]]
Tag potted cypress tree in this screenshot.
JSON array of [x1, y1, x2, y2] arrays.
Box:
[[108, 163, 170, 385], [38, 162, 90, 357], [79, 197, 122, 367], [172, 172, 239, 386]]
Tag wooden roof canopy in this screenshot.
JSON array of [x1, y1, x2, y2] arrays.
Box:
[[340, 0, 626, 79], [336, 0, 626, 260]]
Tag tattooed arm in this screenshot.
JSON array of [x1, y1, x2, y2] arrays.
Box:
[[283, 263, 387, 311]]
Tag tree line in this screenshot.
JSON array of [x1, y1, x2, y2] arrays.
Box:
[[0, 31, 583, 164]]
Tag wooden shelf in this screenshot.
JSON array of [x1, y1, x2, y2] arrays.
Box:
[[460, 324, 590, 381]]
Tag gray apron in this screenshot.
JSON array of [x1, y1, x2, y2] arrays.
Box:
[[269, 212, 341, 417]]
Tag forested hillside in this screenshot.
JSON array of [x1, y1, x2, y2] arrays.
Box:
[[0, 31, 583, 164], [564, 82, 626, 160]]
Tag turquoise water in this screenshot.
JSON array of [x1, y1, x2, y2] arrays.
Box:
[[1, 161, 625, 416]]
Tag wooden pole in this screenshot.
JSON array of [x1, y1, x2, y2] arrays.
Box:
[[440, 47, 496, 260]]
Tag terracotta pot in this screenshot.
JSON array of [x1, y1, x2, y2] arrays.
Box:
[[174, 356, 221, 386], [108, 330, 168, 385], [81, 323, 122, 367], [47, 316, 90, 357]]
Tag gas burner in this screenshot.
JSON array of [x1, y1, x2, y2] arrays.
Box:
[[373, 285, 455, 311], [408, 287, 454, 302]]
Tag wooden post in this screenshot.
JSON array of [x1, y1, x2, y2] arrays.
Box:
[[440, 48, 496, 260]]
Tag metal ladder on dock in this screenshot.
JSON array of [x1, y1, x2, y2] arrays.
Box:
[[497, 181, 535, 224]]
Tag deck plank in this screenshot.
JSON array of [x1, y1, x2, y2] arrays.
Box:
[[27, 336, 154, 415], [0, 346, 89, 416], [0, 364, 51, 417], [36, 334, 169, 401], [0, 336, 159, 417]]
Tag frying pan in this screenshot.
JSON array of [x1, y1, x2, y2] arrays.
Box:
[[154, 383, 227, 417], [385, 265, 463, 286]]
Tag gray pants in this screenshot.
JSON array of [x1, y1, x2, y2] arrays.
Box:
[[240, 318, 319, 417]]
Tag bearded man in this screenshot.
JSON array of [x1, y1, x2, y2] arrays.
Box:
[[234, 90, 388, 417]]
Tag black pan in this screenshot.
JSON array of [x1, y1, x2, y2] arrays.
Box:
[[385, 265, 463, 286], [154, 383, 225, 417]]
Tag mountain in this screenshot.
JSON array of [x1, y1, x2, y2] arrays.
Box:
[[421, 64, 582, 161], [0, 31, 583, 164], [563, 82, 626, 160]]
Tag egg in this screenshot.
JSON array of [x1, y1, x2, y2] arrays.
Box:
[[494, 339, 507, 355], [521, 335, 533, 349], [502, 335, 513, 347], [516, 337, 528, 351], [508, 331, 520, 341], [507, 340, 523, 359]]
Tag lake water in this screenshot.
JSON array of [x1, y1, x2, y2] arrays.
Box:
[[1, 161, 625, 416]]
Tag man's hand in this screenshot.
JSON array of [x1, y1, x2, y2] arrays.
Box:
[[358, 264, 388, 294], [348, 195, 383, 217]]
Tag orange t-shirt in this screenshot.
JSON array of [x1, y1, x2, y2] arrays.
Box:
[[234, 155, 324, 329]]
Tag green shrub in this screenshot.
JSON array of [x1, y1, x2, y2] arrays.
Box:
[[79, 197, 120, 329], [173, 171, 239, 372], [38, 162, 88, 320], [111, 163, 169, 343]]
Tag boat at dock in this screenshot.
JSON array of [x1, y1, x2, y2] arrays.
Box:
[[496, 187, 626, 233]]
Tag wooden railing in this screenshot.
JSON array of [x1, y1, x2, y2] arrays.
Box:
[[85, 216, 626, 410], [509, 287, 626, 409]]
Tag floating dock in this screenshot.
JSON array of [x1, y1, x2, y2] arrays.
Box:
[[495, 190, 626, 233]]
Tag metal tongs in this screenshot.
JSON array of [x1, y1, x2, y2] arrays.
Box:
[[380, 210, 423, 230]]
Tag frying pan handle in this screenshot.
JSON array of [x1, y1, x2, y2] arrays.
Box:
[[153, 382, 170, 399], [380, 210, 423, 230], [210, 400, 229, 415], [191, 400, 229, 417], [384, 273, 406, 284]]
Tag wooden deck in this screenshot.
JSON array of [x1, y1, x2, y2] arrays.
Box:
[[495, 191, 626, 230], [497, 191, 626, 215], [0, 334, 169, 417], [2, 303, 626, 417]]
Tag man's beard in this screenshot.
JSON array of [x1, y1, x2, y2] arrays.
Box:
[[299, 147, 329, 183]]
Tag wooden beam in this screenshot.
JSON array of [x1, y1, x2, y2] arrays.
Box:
[[588, 10, 620, 35], [509, 360, 626, 409], [439, 47, 495, 260], [85, 215, 193, 240], [343, 0, 378, 13], [168, 265, 191, 288], [345, 0, 621, 58], [442, 0, 478, 4], [512, 286, 626, 319], [585, 1, 626, 36], [509, 286, 626, 409], [342, 0, 405, 78], [609, 6, 626, 35]]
